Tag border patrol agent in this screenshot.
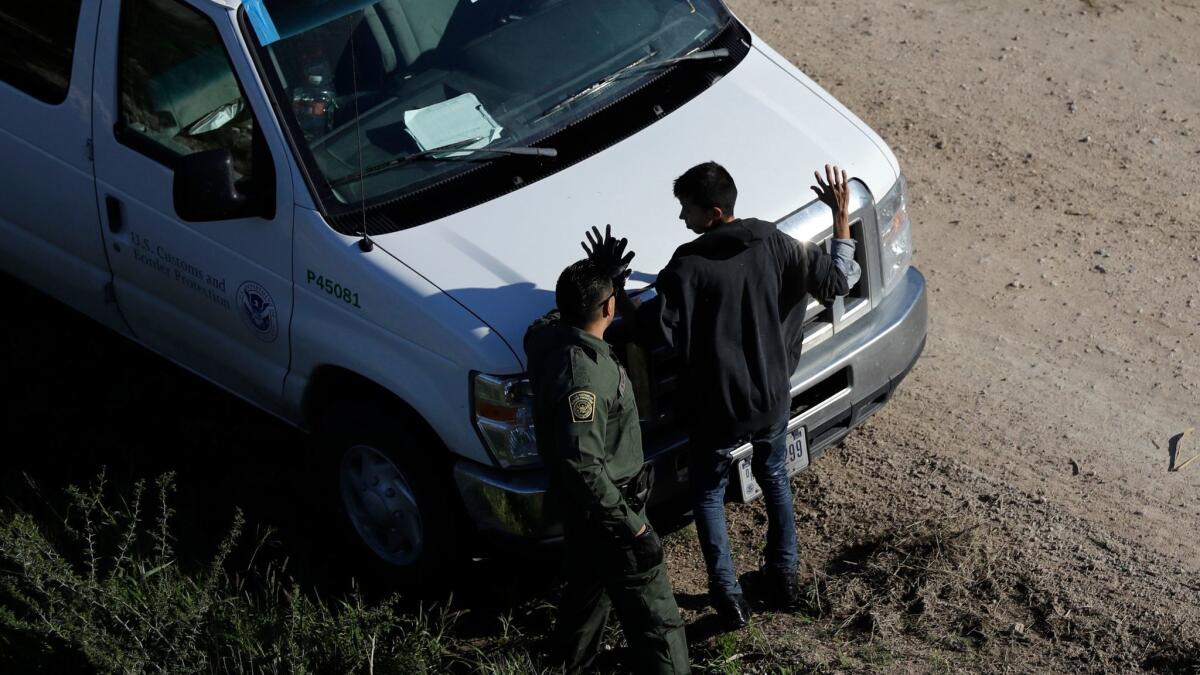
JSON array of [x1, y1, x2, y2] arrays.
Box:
[[525, 258, 690, 675]]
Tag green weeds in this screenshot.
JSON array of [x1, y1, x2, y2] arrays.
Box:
[[0, 471, 536, 674]]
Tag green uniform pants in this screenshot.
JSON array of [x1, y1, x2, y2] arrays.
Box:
[[554, 523, 690, 675]]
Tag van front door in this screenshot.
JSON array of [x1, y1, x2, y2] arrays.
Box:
[[92, 0, 294, 414]]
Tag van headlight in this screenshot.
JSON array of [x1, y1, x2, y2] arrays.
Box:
[[876, 175, 913, 294], [472, 373, 540, 468]]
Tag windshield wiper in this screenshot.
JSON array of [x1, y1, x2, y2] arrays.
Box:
[[329, 137, 558, 188], [536, 48, 730, 122], [622, 47, 731, 73]]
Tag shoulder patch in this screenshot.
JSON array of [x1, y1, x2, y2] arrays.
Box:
[[568, 390, 597, 423]]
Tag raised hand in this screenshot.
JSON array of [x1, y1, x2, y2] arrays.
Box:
[[811, 164, 852, 239], [581, 224, 636, 285]]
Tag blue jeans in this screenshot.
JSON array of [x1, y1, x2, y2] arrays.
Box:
[[689, 418, 797, 596]]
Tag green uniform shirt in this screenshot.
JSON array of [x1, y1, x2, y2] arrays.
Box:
[[524, 310, 647, 543]]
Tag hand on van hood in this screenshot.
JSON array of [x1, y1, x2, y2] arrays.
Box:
[[369, 46, 897, 367], [582, 225, 636, 285]]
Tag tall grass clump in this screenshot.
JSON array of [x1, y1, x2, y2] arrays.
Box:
[[0, 471, 450, 674]]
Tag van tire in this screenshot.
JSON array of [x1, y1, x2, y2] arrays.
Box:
[[317, 397, 459, 591]]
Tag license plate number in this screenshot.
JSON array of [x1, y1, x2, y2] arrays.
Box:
[[734, 427, 809, 503]]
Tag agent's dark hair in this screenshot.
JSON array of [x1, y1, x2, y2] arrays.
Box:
[[556, 259, 614, 326], [673, 161, 737, 215]]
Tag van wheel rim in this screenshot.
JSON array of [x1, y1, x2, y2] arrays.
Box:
[[339, 444, 423, 567]]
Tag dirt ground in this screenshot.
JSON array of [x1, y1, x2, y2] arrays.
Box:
[[652, 0, 1199, 671], [2, 1, 1197, 673]]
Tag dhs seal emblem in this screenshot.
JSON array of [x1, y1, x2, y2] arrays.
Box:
[[236, 281, 278, 342], [568, 390, 596, 423]]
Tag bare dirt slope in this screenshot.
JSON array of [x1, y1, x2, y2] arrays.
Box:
[[726, 0, 1199, 564], [655, 0, 1200, 671]]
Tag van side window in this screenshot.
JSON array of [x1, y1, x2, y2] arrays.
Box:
[[0, 1, 83, 104], [116, 0, 256, 179]]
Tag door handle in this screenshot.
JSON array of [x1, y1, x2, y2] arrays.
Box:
[[105, 195, 123, 234]]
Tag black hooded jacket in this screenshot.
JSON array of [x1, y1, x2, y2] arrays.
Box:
[[636, 218, 848, 441]]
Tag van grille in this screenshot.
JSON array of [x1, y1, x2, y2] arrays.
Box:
[[798, 213, 872, 352]]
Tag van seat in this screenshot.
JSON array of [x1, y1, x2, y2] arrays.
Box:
[[372, 0, 455, 70], [145, 46, 240, 136]]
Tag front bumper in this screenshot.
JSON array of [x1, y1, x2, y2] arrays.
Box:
[[453, 265, 928, 543]]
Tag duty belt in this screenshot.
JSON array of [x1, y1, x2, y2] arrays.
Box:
[[618, 465, 655, 512]]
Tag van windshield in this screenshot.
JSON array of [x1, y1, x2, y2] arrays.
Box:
[[251, 0, 730, 206]]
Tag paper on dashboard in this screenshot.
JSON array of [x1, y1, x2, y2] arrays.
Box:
[[404, 93, 503, 155]]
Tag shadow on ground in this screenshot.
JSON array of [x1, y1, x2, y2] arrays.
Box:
[[1, 275, 725, 674], [0, 276, 574, 661]]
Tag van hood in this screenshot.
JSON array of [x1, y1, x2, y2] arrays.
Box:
[[372, 46, 897, 368]]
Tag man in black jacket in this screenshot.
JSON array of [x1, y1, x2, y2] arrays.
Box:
[[586, 162, 859, 630]]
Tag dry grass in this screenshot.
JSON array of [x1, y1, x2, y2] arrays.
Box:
[[0, 471, 558, 675], [781, 511, 1200, 674], [5, 472, 1198, 674], [803, 514, 1006, 649]]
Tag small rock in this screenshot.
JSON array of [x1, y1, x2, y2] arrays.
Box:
[[1093, 264, 1107, 274], [1007, 279, 1026, 289], [1013, 622, 1026, 636], [1150, 137, 1162, 145], [935, 139, 946, 150], [1068, 100, 1078, 113], [1079, 135, 1091, 143], [1094, 248, 1109, 257]]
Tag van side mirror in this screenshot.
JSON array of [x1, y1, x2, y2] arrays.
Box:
[[172, 149, 272, 222]]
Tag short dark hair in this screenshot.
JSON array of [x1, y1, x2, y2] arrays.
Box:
[[556, 259, 613, 326], [673, 161, 737, 214]]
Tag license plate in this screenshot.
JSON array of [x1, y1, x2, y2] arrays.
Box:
[[734, 427, 809, 503]]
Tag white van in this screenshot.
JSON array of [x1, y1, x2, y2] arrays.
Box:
[[0, 0, 926, 577]]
